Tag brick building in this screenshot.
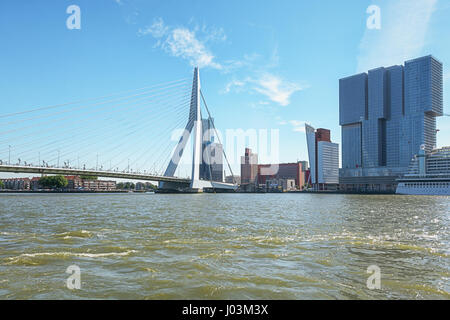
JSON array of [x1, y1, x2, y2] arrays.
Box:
[[258, 162, 305, 190]]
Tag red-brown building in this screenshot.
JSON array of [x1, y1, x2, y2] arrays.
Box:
[[315, 128, 331, 143], [241, 148, 258, 184], [30, 176, 116, 191], [65, 176, 83, 190], [304, 169, 311, 186], [257, 162, 306, 189]]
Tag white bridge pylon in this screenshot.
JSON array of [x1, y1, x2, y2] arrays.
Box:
[[160, 67, 237, 192]]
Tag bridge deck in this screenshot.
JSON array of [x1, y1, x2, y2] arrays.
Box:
[[0, 165, 191, 183]]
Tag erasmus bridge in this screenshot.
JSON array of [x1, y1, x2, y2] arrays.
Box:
[[0, 68, 237, 192]]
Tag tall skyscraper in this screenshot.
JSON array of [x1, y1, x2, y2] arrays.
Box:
[[339, 55, 443, 192], [200, 117, 223, 182], [209, 142, 223, 182], [305, 125, 339, 190]]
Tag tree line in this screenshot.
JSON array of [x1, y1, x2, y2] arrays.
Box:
[[39, 175, 68, 189]]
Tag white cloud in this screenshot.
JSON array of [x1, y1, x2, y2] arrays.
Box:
[[445, 72, 450, 83], [139, 18, 168, 38], [139, 19, 308, 107], [201, 25, 227, 43], [274, 118, 307, 132], [224, 74, 306, 106], [223, 79, 247, 93], [289, 120, 305, 126], [253, 74, 303, 106], [139, 18, 223, 70], [293, 127, 306, 133], [165, 28, 222, 69], [357, 0, 437, 72], [289, 120, 307, 132]]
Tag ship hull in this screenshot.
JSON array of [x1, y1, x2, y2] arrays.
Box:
[[396, 182, 450, 196]]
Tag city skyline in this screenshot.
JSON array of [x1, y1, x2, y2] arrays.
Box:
[[1, 2, 449, 303], [0, 1, 449, 179]]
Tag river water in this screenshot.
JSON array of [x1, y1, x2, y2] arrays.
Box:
[[0, 193, 448, 299]]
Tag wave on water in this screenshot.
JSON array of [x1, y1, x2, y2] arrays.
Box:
[[54, 230, 94, 239], [3, 250, 137, 266]]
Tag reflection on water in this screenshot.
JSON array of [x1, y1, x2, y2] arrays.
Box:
[[0, 193, 448, 299]]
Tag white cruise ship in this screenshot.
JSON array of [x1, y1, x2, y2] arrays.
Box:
[[396, 146, 450, 196]]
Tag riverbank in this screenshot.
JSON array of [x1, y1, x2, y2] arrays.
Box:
[[0, 190, 130, 194], [159, 189, 398, 195]]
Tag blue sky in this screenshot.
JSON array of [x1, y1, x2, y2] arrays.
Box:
[[0, 0, 449, 177]]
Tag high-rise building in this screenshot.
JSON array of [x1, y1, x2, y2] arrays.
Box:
[[339, 55, 443, 192], [305, 125, 339, 190], [209, 142, 223, 182], [200, 117, 223, 182], [240, 148, 258, 184]]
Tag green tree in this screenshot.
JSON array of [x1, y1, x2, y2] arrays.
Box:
[[146, 183, 158, 191], [39, 175, 68, 189], [116, 182, 135, 190], [125, 182, 135, 190], [0, 180, 4, 189]]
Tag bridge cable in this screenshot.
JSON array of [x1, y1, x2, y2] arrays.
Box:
[[0, 78, 189, 119], [200, 90, 236, 183]]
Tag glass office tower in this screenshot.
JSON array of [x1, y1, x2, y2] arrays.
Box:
[[305, 124, 339, 190], [339, 55, 443, 192], [200, 118, 223, 182]]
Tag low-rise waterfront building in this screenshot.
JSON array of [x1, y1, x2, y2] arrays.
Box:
[[82, 179, 116, 191], [31, 177, 41, 190], [65, 176, 83, 190], [258, 162, 305, 190], [29, 175, 116, 191], [265, 178, 296, 192], [136, 182, 146, 191], [0, 178, 31, 190]]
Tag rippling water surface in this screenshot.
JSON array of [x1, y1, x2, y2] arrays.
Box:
[[0, 193, 449, 299]]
